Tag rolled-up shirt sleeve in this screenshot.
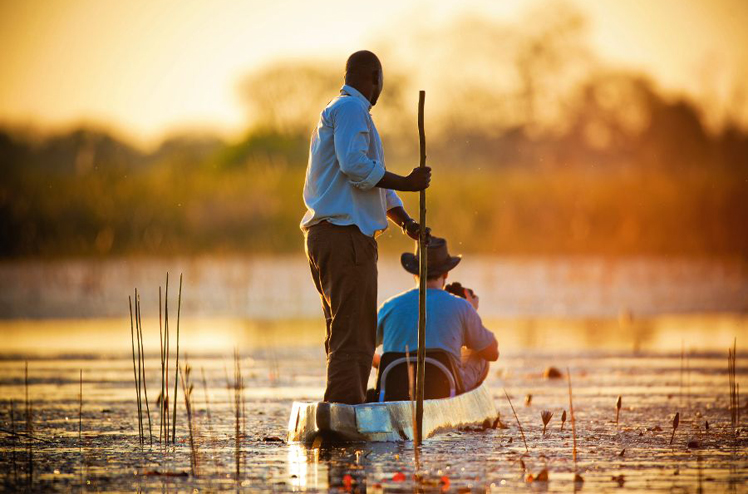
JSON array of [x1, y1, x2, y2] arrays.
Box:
[[462, 304, 497, 351], [385, 189, 403, 210], [333, 103, 386, 190]]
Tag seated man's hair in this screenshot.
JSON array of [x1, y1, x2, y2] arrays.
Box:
[[445, 282, 466, 298], [445, 282, 474, 299]]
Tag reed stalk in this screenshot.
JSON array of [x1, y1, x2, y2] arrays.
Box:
[[728, 338, 737, 434], [566, 367, 578, 473], [232, 349, 244, 481], [172, 273, 182, 445], [180, 363, 198, 476], [25, 362, 33, 488], [11, 399, 17, 482], [200, 367, 213, 433], [405, 346, 420, 467], [686, 349, 691, 408], [79, 369, 83, 451], [159, 286, 165, 446], [164, 274, 170, 447], [129, 296, 143, 444], [136, 291, 153, 445], [503, 389, 528, 453]]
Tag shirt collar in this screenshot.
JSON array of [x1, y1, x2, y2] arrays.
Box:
[[341, 84, 372, 111]]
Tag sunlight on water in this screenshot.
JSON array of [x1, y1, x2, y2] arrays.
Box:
[[0, 314, 745, 356]]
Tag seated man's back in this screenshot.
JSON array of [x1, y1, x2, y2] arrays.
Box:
[[376, 238, 498, 392]]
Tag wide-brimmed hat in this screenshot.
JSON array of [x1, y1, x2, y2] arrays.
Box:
[[401, 237, 461, 277]]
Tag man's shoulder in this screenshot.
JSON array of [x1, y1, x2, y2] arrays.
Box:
[[379, 288, 417, 312], [326, 93, 368, 118], [434, 289, 473, 310]]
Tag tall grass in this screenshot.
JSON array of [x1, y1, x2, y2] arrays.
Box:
[[180, 362, 199, 476], [404, 345, 420, 467], [11, 399, 17, 482], [230, 349, 245, 481], [129, 297, 143, 445], [566, 367, 581, 482], [79, 369, 83, 451], [128, 273, 183, 449], [159, 285, 166, 447], [172, 274, 183, 445], [164, 274, 171, 447], [136, 291, 153, 445], [200, 367, 213, 434], [25, 362, 32, 489], [728, 338, 738, 434]]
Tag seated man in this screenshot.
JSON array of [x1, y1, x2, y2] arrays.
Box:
[[375, 237, 499, 392]]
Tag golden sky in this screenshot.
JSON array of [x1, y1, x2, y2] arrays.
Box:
[[1, 0, 746, 146]]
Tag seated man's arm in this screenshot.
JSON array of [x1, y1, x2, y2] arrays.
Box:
[[476, 337, 499, 362], [463, 303, 499, 362]]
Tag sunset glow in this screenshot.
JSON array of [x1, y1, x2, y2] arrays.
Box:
[[1, 0, 746, 146]]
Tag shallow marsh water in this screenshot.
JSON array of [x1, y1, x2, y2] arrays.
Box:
[[0, 316, 747, 492]]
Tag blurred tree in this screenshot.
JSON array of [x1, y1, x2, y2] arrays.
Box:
[[239, 62, 341, 136]]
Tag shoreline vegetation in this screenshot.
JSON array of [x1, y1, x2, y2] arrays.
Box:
[[2, 130, 745, 259], [1, 10, 747, 260]]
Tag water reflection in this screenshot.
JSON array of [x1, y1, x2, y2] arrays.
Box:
[[288, 442, 410, 492]]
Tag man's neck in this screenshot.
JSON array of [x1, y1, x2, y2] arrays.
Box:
[[424, 279, 443, 290], [345, 80, 373, 103]]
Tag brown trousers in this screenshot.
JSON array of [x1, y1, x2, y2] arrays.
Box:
[[304, 222, 378, 404]]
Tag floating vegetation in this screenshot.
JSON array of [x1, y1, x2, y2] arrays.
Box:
[[541, 410, 553, 437], [0, 315, 744, 492], [616, 395, 622, 426]]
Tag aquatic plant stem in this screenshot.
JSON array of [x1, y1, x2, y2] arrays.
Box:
[[503, 389, 529, 453], [164, 274, 170, 447], [25, 362, 33, 488], [11, 399, 16, 481], [159, 285, 165, 446], [137, 292, 153, 445], [129, 297, 143, 444], [567, 367, 578, 472], [180, 365, 198, 476], [172, 273, 182, 444], [200, 367, 212, 433], [405, 345, 420, 468], [79, 369, 83, 451]]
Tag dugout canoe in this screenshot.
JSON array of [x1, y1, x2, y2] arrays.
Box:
[[287, 381, 498, 444]]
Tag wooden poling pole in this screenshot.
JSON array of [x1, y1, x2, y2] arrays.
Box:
[[415, 90, 427, 446]]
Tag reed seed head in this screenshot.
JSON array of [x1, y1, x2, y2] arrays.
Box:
[[616, 395, 622, 410], [541, 410, 553, 426]]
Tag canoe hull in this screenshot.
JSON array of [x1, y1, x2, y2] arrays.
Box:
[[287, 382, 497, 444]]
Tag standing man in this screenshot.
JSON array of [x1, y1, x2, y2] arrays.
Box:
[[301, 50, 431, 404]]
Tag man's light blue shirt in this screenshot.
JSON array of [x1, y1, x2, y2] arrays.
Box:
[[300, 85, 403, 237], [376, 288, 497, 364]]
